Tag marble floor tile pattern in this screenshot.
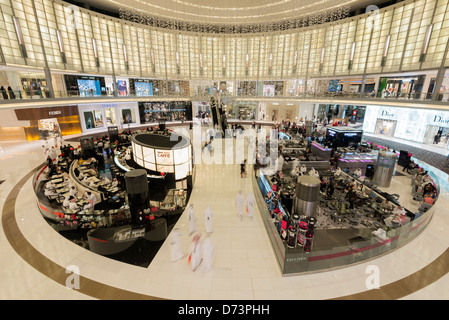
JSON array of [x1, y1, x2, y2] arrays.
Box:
[[1, 132, 449, 300]]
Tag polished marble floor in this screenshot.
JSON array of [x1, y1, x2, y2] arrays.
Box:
[[1, 129, 449, 300]]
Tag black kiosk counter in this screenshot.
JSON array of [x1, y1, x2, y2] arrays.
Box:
[[325, 127, 363, 148]]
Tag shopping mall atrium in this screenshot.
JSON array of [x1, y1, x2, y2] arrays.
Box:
[[1, 0, 449, 301]]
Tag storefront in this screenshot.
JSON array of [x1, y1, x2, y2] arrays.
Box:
[[20, 73, 51, 98], [363, 105, 449, 147], [14, 105, 82, 140], [64, 75, 106, 97], [130, 79, 154, 96], [378, 75, 425, 99], [78, 102, 140, 134], [264, 102, 299, 123], [423, 125, 449, 149], [103, 76, 130, 96], [192, 101, 211, 119], [374, 118, 397, 137], [138, 101, 192, 124], [232, 101, 257, 120]]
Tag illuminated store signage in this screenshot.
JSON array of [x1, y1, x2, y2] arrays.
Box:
[[380, 110, 395, 118], [432, 115, 449, 125], [156, 150, 171, 159]]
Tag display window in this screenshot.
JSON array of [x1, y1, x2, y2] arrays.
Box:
[[423, 125, 449, 149], [263, 85, 275, 97], [120, 108, 136, 124], [79, 102, 139, 132], [21, 75, 49, 98], [117, 81, 128, 96], [375, 119, 397, 137], [78, 79, 101, 97], [83, 110, 103, 129], [104, 108, 117, 126], [38, 118, 61, 140]]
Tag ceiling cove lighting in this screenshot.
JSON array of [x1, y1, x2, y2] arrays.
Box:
[[222, 54, 226, 75], [420, 24, 433, 62], [13, 16, 27, 58], [92, 39, 100, 67], [268, 52, 273, 74], [293, 50, 298, 73], [150, 48, 155, 72], [123, 44, 129, 70], [348, 42, 356, 70], [56, 30, 67, 64], [319, 47, 325, 71], [381, 35, 390, 67]]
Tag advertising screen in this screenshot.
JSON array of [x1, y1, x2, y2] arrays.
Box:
[[117, 81, 128, 96], [121, 108, 135, 124], [83, 110, 103, 129], [135, 81, 153, 96], [78, 79, 101, 97]]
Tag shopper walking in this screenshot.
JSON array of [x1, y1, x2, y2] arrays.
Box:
[[240, 159, 247, 178], [202, 236, 214, 273], [236, 190, 245, 220], [7, 86, 15, 99], [189, 233, 202, 271], [204, 205, 213, 235], [104, 140, 111, 158], [1, 86, 8, 100], [169, 228, 184, 262], [247, 191, 255, 220], [187, 204, 196, 235]]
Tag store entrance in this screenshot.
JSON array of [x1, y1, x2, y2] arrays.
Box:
[[423, 125, 449, 149], [378, 75, 425, 99], [38, 118, 62, 140], [374, 119, 397, 137]]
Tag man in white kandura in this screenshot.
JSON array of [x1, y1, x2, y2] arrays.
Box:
[[247, 192, 255, 220], [190, 233, 202, 271], [204, 205, 214, 235], [187, 204, 196, 235], [236, 190, 245, 220], [202, 236, 214, 273], [169, 228, 184, 262]]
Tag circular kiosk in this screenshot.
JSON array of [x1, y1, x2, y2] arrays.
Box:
[[131, 133, 193, 186]]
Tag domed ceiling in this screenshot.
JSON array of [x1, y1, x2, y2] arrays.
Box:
[[79, 0, 388, 25]]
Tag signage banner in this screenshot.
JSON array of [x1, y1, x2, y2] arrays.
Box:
[[15, 106, 79, 120]]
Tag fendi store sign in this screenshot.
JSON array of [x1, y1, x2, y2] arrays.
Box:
[[15, 106, 79, 120]]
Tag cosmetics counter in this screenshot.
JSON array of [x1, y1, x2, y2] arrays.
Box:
[[252, 162, 438, 275]]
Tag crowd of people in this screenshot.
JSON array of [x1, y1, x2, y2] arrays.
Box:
[[40, 133, 128, 229]]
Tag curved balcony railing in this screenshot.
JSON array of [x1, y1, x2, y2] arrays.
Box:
[[1, 88, 449, 104]]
